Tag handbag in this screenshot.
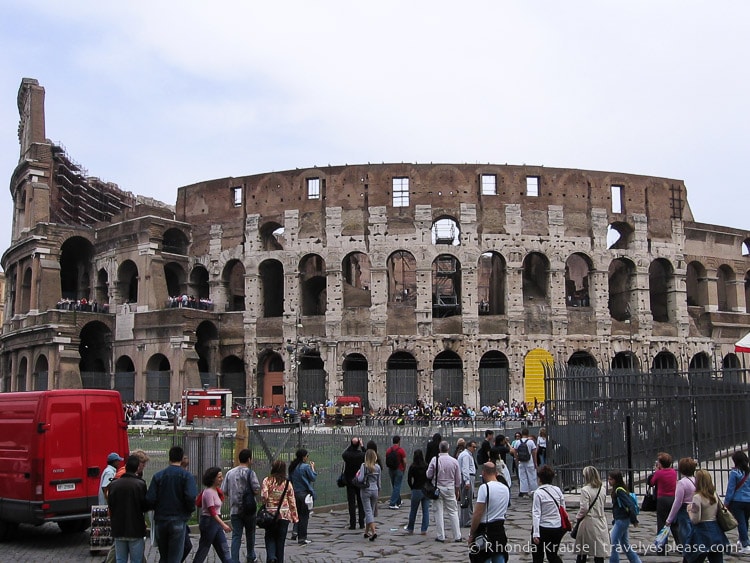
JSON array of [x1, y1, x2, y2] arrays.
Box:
[[257, 479, 290, 530], [336, 463, 347, 488], [641, 485, 657, 512], [539, 486, 572, 532], [716, 495, 738, 531], [304, 493, 314, 509], [422, 455, 440, 499], [353, 463, 370, 489], [571, 485, 602, 539]]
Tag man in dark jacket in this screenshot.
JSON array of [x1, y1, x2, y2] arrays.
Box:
[[108, 455, 150, 563], [342, 436, 365, 529]]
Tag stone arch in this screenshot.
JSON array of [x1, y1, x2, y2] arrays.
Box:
[[386, 351, 418, 408], [189, 265, 210, 302], [260, 221, 284, 251], [95, 268, 109, 308], [607, 221, 634, 250], [257, 350, 285, 407], [477, 252, 506, 315], [33, 354, 49, 391], [649, 258, 675, 323], [20, 266, 32, 313], [608, 258, 637, 322], [342, 353, 369, 409], [717, 264, 737, 312], [686, 261, 708, 307], [299, 254, 327, 316], [164, 261, 187, 301], [259, 259, 284, 317], [196, 320, 219, 386], [223, 259, 246, 312], [743, 238, 750, 257], [114, 355, 136, 402], [60, 236, 95, 301], [432, 254, 461, 318], [117, 259, 139, 305], [478, 351, 509, 407], [342, 252, 372, 308], [432, 350, 463, 406], [612, 351, 640, 372], [652, 350, 678, 373], [162, 227, 189, 255], [298, 349, 326, 409], [524, 348, 553, 404], [80, 320, 112, 389], [221, 355, 246, 401], [566, 351, 600, 400], [523, 252, 550, 303], [722, 353, 742, 382], [565, 253, 593, 307], [387, 250, 417, 305], [432, 216, 460, 246], [688, 352, 712, 376], [145, 354, 171, 402]]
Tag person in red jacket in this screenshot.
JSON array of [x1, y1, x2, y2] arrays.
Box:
[[386, 435, 407, 509], [647, 452, 678, 554]]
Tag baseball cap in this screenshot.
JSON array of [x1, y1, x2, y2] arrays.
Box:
[[107, 452, 124, 463]]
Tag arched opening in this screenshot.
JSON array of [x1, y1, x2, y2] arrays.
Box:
[[95, 268, 109, 310], [221, 355, 246, 401], [260, 222, 284, 251], [432, 351, 463, 406], [607, 222, 634, 250], [299, 254, 327, 316], [478, 351, 509, 407], [223, 259, 246, 312], [196, 321, 219, 387], [612, 351, 640, 372], [386, 352, 417, 408], [387, 250, 417, 305], [722, 353, 742, 382], [686, 261, 708, 307], [688, 352, 712, 378], [297, 350, 326, 409], [717, 264, 737, 312], [342, 252, 372, 308], [343, 353, 369, 410], [114, 355, 136, 402], [652, 351, 678, 373], [524, 348, 553, 404], [60, 236, 95, 301], [743, 238, 750, 257], [162, 228, 189, 255], [432, 216, 460, 246], [608, 258, 637, 321], [259, 259, 284, 317], [164, 262, 187, 302], [566, 351, 600, 400], [33, 355, 49, 390], [258, 351, 285, 407], [80, 321, 112, 389], [477, 252, 506, 315], [145, 354, 171, 402], [565, 253, 592, 307], [189, 265, 211, 305], [745, 270, 750, 314], [117, 260, 139, 305], [17, 357, 28, 392], [432, 254, 461, 317], [649, 258, 675, 323], [20, 267, 32, 313], [522, 252, 550, 304]]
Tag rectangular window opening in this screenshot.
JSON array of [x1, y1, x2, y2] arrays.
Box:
[[481, 174, 497, 196], [232, 187, 242, 207], [526, 176, 539, 197], [307, 178, 320, 200], [393, 177, 410, 207], [611, 185, 623, 213]]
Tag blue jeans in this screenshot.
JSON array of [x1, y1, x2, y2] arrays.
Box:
[[114, 537, 144, 563], [193, 516, 233, 563], [389, 468, 404, 506], [730, 501, 750, 547], [230, 513, 257, 562], [406, 488, 430, 532], [675, 504, 693, 550], [610, 518, 641, 563], [155, 519, 188, 563], [264, 518, 289, 563]]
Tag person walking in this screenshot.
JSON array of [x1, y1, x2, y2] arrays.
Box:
[[666, 457, 698, 552], [193, 467, 233, 563], [107, 455, 150, 563], [574, 466, 609, 563], [686, 469, 730, 563], [289, 448, 316, 545], [607, 470, 641, 563], [222, 448, 260, 563], [516, 428, 538, 498], [647, 452, 678, 555], [404, 449, 430, 535], [260, 460, 298, 563], [458, 440, 478, 527], [385, 435, 407, 509], [724, 451, 750, 554], [426, 440, 462, 543], [532, 465, 567, 563], [468, 462, 510, 563], [342, 437, 365, 530], [357, 448, 381, 541], [145, 446, 197, 563]]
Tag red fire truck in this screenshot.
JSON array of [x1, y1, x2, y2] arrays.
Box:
[[181, 387, 234, 424]]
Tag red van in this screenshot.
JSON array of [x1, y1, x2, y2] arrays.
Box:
[[0, 389, 129, 540]]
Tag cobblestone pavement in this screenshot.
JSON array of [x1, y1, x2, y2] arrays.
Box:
[[5, 489, 747, 562]]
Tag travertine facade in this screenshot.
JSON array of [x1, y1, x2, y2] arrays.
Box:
[[2, 78, 749, 409]]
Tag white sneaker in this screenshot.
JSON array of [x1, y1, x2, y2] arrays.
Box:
[[741, 546, 750, 555]]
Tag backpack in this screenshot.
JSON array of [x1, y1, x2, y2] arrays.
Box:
[[385, 447, 400, 470], [616, 487, 639, 515], [517, 439, 531, 462], [240, 469, 257, 516]]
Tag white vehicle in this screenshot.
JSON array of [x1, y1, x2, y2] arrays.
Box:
[[141, 409, 171, 425]]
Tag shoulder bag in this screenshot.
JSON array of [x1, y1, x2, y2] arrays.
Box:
[[469, 483, 490, 563], [336, 462, 347, 488], [716, 495, 738, 531], [539, 486, 572, 532], [257, 479, 290, 529], [641, 484, 657, 512], [571, 486, 601, 539], [422, 455, 440, 499]]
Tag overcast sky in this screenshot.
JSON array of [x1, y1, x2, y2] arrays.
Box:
[[1, 1, 749, 267]]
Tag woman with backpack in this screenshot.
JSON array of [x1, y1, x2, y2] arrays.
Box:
[[607, 470, 641, 563], [356, 448, 381, 541], [725, 451, 750, 554], [288, 448, 316, 546]]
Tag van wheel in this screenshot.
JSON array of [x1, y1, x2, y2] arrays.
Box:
[[0, 520, 19, 542], [58, 519, 89, 534]]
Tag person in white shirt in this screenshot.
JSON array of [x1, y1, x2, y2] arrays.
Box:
[[469, 462, 510, 563], [532, 465, 567, 563], [515, 427, 538, 497], [458, 441, 478, 527], [426, 440, 462, 543]]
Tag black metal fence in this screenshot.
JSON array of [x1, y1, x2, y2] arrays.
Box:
[[544, 364, 750, 495]]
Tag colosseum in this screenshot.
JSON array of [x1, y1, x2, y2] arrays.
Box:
[[2, 78, 749, 410]]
